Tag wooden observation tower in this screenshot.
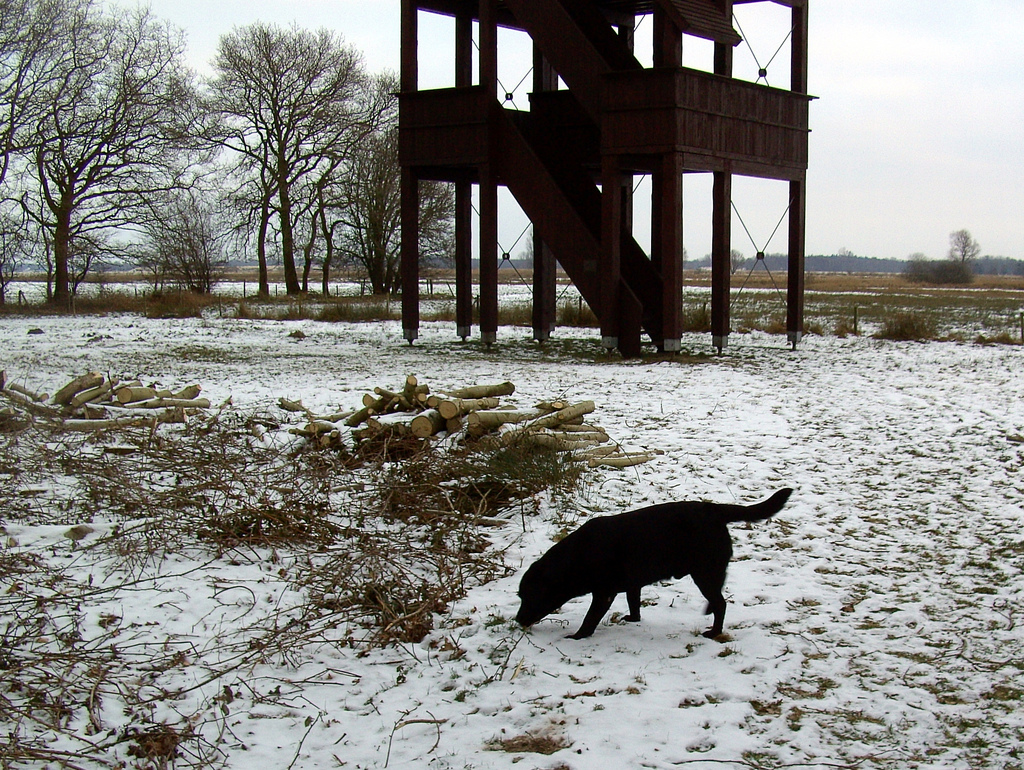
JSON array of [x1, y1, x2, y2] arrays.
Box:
[[399, 0, 811, 355]]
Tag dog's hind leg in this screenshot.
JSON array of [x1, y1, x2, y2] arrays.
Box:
[[624, 586, 641, 622], [569, 592, 616, 639], [692, 572, 727, 639]]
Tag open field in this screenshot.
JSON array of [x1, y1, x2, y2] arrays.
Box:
[[2, 283, 1024, 769], [6, 270, 1024, 344]]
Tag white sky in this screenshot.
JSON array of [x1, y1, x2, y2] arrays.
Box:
[[145, 0, 1024, 262]]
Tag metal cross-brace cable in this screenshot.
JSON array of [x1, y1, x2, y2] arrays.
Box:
[[470, 35, 533, 106], [732, 12, 795, 86], [732, 197, 793, 307]]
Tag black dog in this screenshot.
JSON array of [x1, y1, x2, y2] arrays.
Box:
[[516, 488, 793, 639]]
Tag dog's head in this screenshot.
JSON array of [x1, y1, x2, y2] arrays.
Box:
[[515, 558, 568, 628]]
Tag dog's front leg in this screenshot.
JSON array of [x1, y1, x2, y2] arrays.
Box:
[[568, 592, 616, 639]]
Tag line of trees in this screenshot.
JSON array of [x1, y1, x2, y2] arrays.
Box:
[[0, 0, 453, 306]]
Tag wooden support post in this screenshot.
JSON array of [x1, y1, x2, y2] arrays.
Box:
[[532, 46, 557, 342], [400, 0, 419, 343], [788, 177, 806, 349], [652, 5, 682, 68], [788, 2, 809, 350], [479, 166, 498, 345], [454, 9, 473, 339], [455, 179, 473, 339], [659, 153, 683, 352], [600, 153, 622, 349], [533, 237, 556, 342], [401, 168, 420, 343], [479, 0, 497, 97], [711, 170, 732, 353], [479, 0, 498, 345], [711, 27, 734, 354]]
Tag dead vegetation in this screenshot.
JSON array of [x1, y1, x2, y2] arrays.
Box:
[[0, 375, 593, 768]]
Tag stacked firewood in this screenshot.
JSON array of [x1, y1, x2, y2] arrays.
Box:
[[283, 375, 659, 468], [0, 369, 210, 431]]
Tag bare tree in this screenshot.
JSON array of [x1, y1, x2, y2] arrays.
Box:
[[25, 3, 202, 307], [0, 0, 77, 188], [207, 23, 383, 296], [334, 73, 454, 295], [139, 190, 228, 294], [0, 200, 29, 303], [949, 229, 980, 264]]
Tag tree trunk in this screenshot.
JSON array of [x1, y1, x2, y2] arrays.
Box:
[[301, 220, 316, 293], [52, 205, 72, 308], [320, 209, 334, 296], [278, 168, 300, 295], [257, 194, 271, 296]]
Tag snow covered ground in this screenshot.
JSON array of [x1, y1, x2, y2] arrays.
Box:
[[2, 312, 1023, 769]]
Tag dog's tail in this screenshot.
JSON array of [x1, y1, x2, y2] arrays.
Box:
[[717, 488, 793, 524]]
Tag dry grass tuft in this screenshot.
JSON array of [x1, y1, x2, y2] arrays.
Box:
[[490, 732, 572, 755], [873, 311, 937, 341]]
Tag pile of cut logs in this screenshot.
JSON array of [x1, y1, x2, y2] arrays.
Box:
[[0, 369, 211, 431], [283, 375, 658, 468]]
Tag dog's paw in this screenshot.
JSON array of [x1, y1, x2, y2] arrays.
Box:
[[624, 613, 641, 622], [702, 628, 725, 641]]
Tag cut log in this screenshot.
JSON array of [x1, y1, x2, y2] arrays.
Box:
[[444, 381, 515, 400], [557, 423, 606, 433], [115, 386, 158, 404], [437, 396, 500, 420], [54, 372, 104, 405], [402, 375, 420, 405], [279, 397, 307, 412], [526, 401, 595, 431], [581, 445, 619, 459], [173, 384, 202, 400], [62, 410, 183, 431], [534, 400, 568, 412], [410, 409, 446, 438], [517, 433, 600, 452], [544, 430, 609, 443], [588, 453, 656, 469], [467, 408, 544, 431], [70, 379, 116, 408], [122, 396, 212, 409], [345, 406, 373, 427]]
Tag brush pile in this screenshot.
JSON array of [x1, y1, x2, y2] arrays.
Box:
[[282, 375, 659, 468], [1, 369, 212, 432]]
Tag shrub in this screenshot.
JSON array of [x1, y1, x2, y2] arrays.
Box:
[[316, 298, 398, 323], [874, 311, 936, 341], [904, 257, 974, 285], [681, 302, 711, 333], [556, 298, 598, 327]]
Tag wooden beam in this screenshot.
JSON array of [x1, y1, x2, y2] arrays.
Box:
[[533, 44, 557, 342], [600, 153, 622, 348], [400, 0, 419, 342], [400, 0, 418, 92], [401, 167, 420, 342], [711, 170, 731, 352], [454, 6, 473, 339], [787, 176, 806, 348], [652, 4, 682, 67], [659, 152, 683, 351]]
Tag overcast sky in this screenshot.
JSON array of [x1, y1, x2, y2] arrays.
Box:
[[146, 0, 1024, 262]]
